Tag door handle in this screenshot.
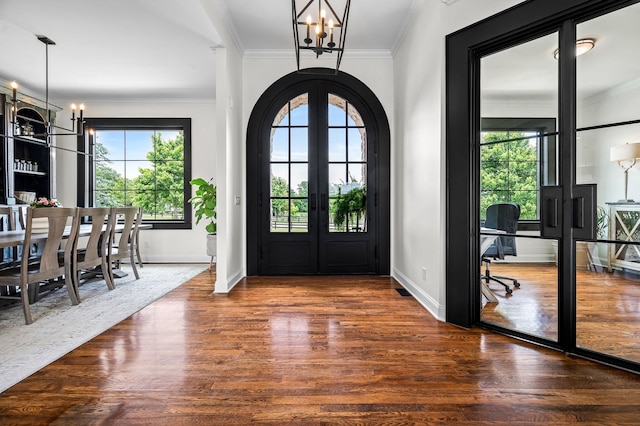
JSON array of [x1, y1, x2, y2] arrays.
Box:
[[320, 194, 327, 211], [310, 194, 317, 211], [540, 186, 562, 239], [573, 197, 584, 229], [547, 197, 558, 228], [573, 184, 597, 240]]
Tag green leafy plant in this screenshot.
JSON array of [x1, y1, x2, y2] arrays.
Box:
[[333, 186, 366, 232], [188, 178, 217, 234], [596, 206, 608, 239]]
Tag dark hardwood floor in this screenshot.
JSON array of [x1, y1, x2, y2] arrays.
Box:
[[481, 263, 640, 362], [1, 271, 640, 424]]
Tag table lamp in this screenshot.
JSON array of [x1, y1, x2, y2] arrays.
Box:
[[610, 142, 640, 202]]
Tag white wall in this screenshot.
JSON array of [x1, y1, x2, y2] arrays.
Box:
[[578, 82, 640, 203], [392, 0, 525, 320], [200, 0, 245, 292], [54, 101, 216, 264]]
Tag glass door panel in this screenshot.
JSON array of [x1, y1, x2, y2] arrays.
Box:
[[575, 3, 640, 364], [327, 94, 367, 233], [479, 32, 559, 341], [270, 94, 309, 233]]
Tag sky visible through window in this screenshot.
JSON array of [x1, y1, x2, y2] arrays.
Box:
[[95, 129, 181, 179], [271, 101, 361, 191]]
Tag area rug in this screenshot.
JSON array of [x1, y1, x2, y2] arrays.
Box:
[[0, 263, 207, 393]]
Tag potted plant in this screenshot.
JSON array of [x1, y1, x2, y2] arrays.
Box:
[[188, 178, 217, 256], [333, 186, 366, 232]]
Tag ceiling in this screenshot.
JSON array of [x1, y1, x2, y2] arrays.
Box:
[[0, 0, 425, 104], [3, 0, 634, 109]]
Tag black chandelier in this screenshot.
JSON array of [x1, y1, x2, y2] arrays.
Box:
[[292, 0, 351, 73], [2, 35, 86, 147]]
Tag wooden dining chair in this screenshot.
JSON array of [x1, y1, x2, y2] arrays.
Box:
[[0, 205, 26, 263], [109, 206, 141, 283], [73, 207, 116, 301], [0, 207, 80, 325], [133, 206, 143, 268]]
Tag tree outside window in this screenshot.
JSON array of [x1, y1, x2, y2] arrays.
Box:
[[480, 118, 557, 226], [79, 118, 192, 229]]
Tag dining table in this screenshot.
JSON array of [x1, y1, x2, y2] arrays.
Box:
[[0, 223, 149, 302], [0, 224, 145, 249]]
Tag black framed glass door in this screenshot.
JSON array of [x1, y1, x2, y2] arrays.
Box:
[[446, 0, 640, 374], [247, 70, 390, 276]]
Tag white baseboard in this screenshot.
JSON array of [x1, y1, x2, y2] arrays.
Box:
[[392, 268, 445, 321], [216, 267, 244, 293]]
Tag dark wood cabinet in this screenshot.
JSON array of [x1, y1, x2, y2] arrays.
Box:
[[0, 94, 55, 205]]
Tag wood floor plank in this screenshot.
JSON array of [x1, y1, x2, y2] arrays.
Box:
[[1, 272, 639, 424]]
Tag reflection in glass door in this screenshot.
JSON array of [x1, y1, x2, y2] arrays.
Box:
[[479, 32, 560, 342], [575, 3, 640, 365]]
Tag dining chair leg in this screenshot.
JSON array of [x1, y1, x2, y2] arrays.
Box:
[[65, 263, 79, 306], [102, 259, 115, 290], [20, 284, 33, 325], [135, 241, 143, 268], [129, 251, 140, 280], [73, 271, 82, 303]]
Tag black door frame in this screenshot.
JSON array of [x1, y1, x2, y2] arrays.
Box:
[[247, 68, 390, 276], [446, 0, 640, 372]]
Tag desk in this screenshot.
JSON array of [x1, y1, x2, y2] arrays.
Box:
[[480, 227, 503, 303]]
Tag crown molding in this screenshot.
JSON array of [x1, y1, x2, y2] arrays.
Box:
[[203, 0, 245, 54], [391, 0, 426, 56]]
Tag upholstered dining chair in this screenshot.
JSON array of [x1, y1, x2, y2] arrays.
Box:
[[0, 206, 80, 324], [73, 207, 116, 301], [109, 206, 141, 283]]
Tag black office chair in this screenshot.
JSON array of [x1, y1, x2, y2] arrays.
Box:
[[482, 203, 521, 295]]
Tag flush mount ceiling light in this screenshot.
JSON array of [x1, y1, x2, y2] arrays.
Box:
[[553, 38, 596, 60], [292, 0, 351, 74]]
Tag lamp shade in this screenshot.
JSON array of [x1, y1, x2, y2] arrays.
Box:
[[610, 142, 640, 162]]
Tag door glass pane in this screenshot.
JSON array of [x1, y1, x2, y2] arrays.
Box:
[[479, 32, 559, 341], [328, 128, 346, 162], [576, 3, 640, 363], [328, 96, 346, 126], [270, 94, 309, 233], [328, 163, 345, 196], [348, 128, 366, 161], [290, 128, 308, 161], [328, 94, 367, 233], [271, 128, 289, 161], [576, 3, 640, 128]]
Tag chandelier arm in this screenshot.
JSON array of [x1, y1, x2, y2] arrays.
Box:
[[292, 0, 301, 71], [324, 1, 341, 26], [297, 0, 315, 20], [335, 0, 351, 72]]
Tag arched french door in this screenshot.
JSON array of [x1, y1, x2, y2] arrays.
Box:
[[247, 69, 390, 275]]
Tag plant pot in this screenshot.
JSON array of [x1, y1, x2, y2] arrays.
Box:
[[206, 233, 217, 257]]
